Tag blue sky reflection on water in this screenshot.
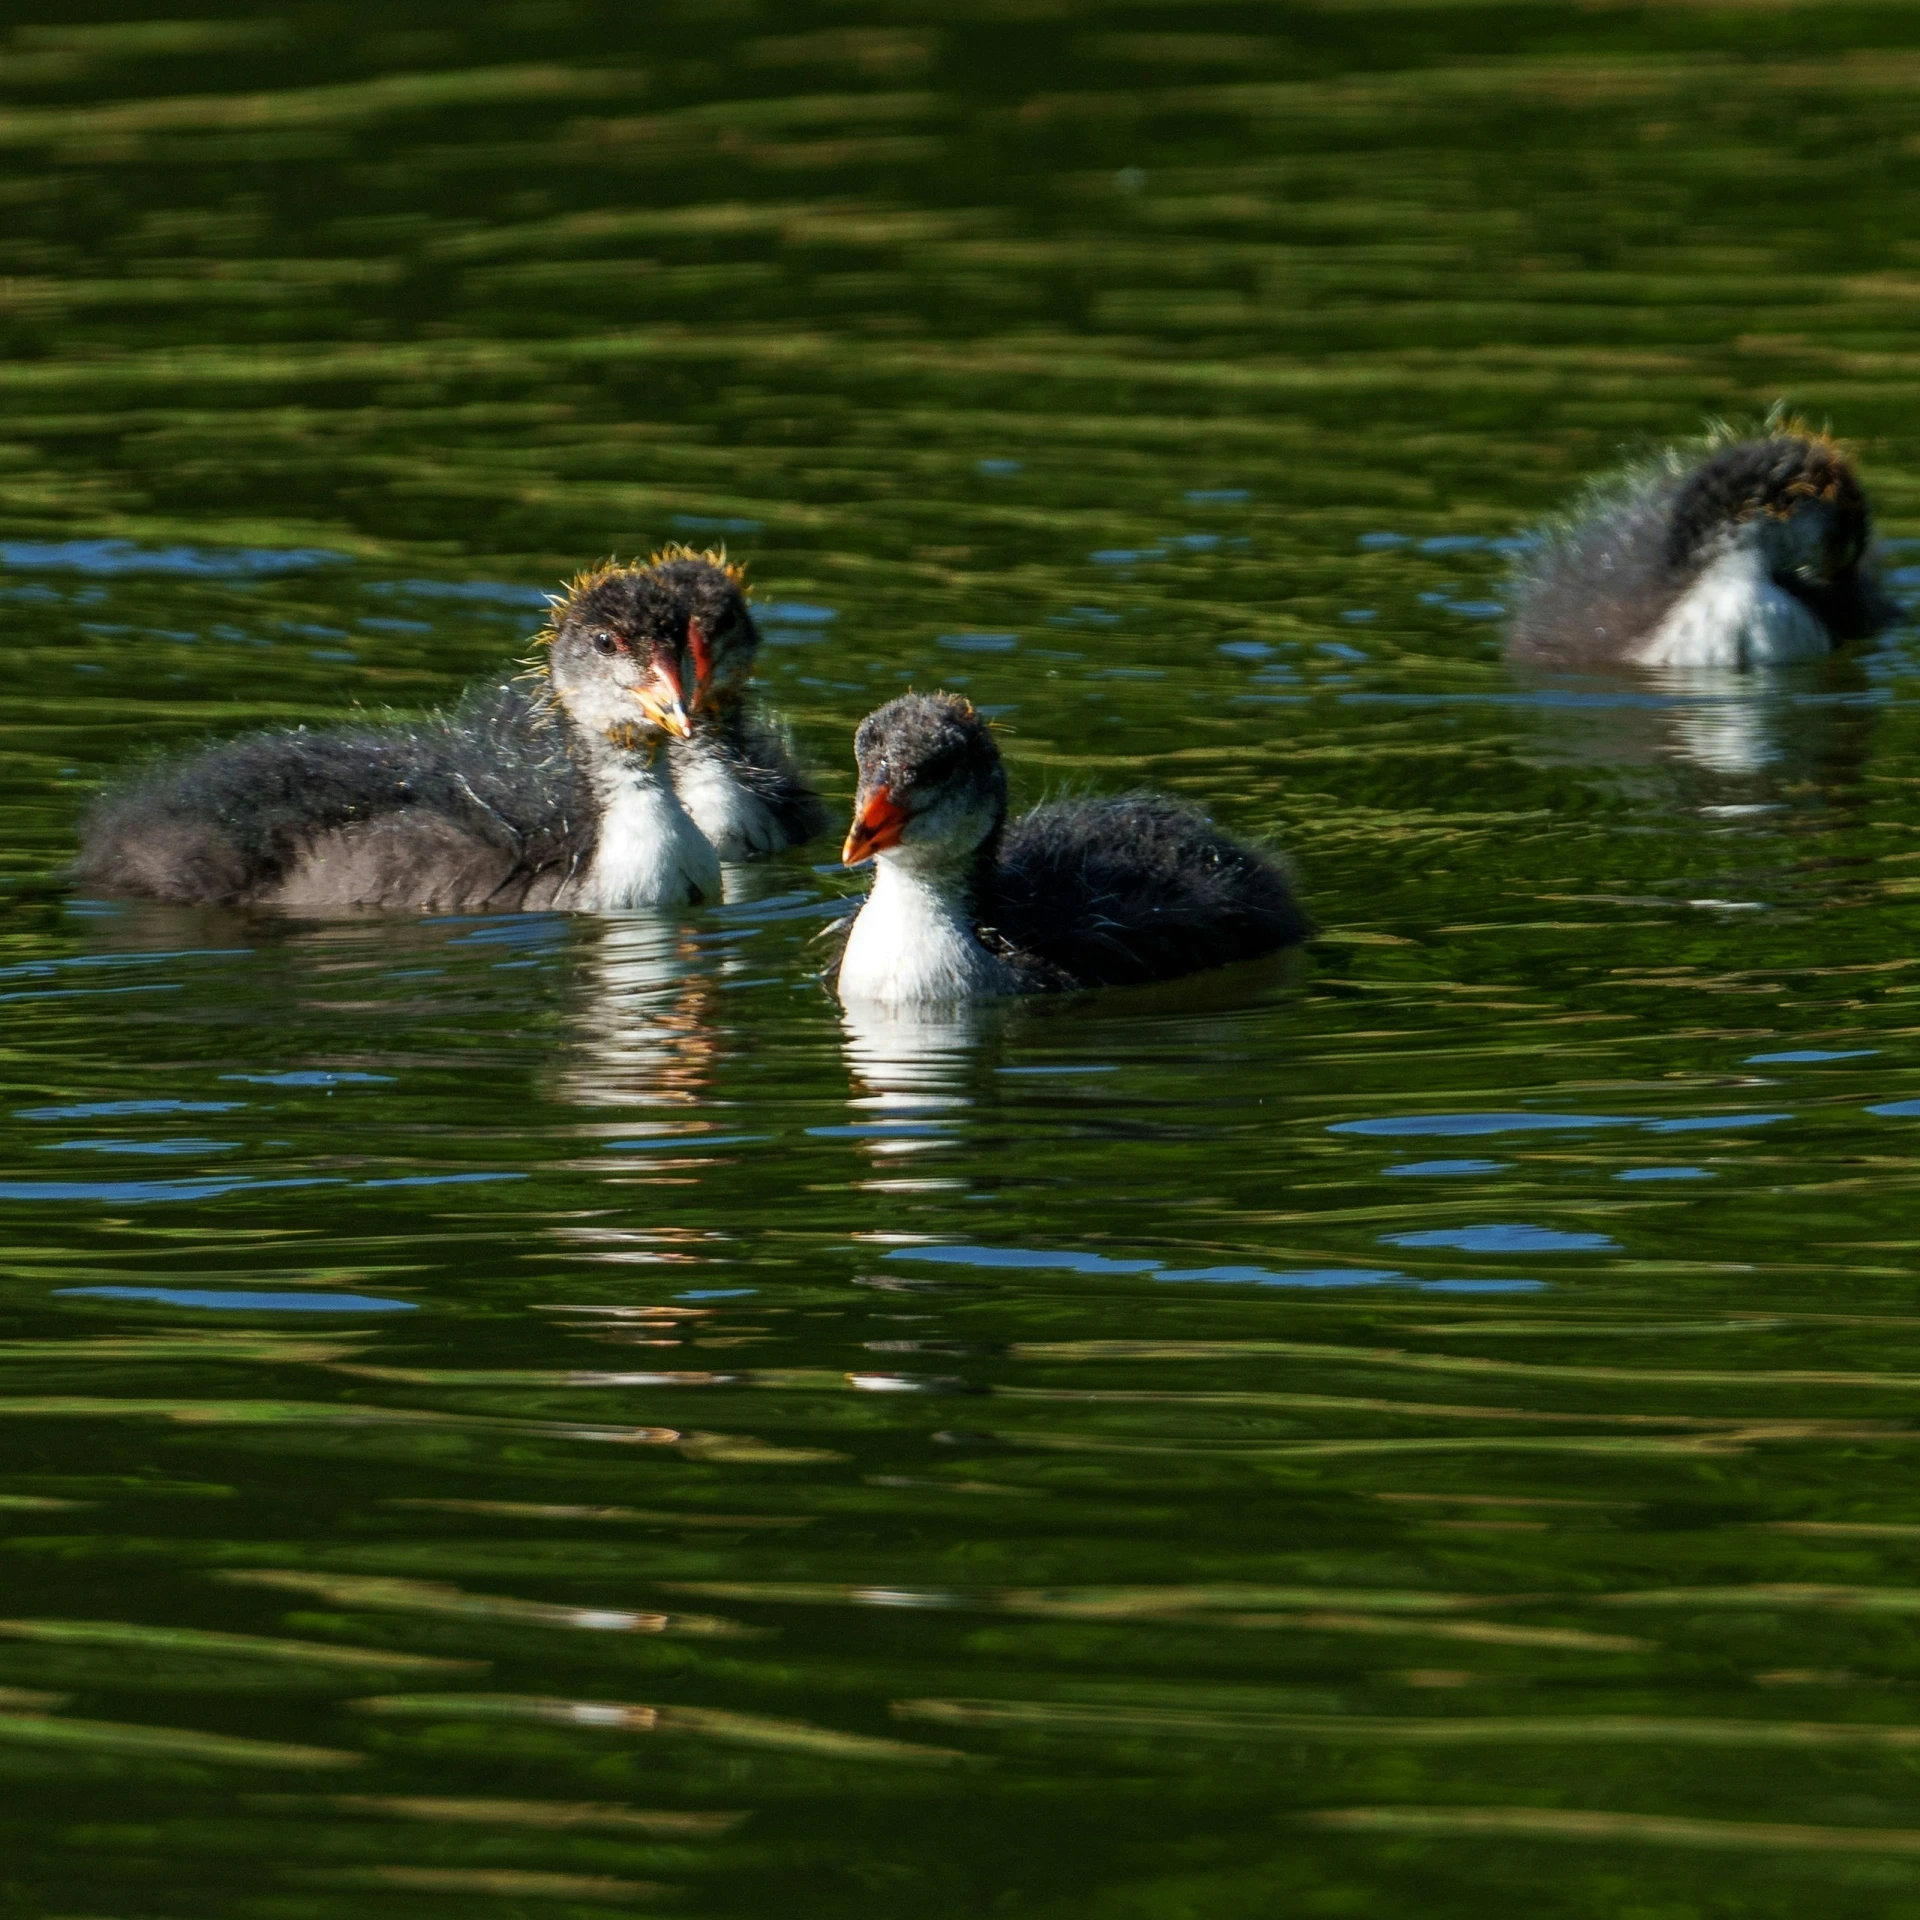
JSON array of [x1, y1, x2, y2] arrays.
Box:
[[54, 1287, 418, 1312]]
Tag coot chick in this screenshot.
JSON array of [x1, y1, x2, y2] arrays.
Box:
[[76, 562, 722, 912], [1508, 428, 1894, 669], [652, 548, 829, 859], [832, 692, 1308, 1004]]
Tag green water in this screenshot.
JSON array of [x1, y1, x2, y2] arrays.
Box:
[[10, 3, 1920, 1914]]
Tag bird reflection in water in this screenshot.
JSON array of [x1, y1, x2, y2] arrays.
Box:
[[836, 999, 995, 1185], [1514, 654, 1881, 794], [547, 914, 730, 1269], [557, 912, 722, 1112], [1648, 659, 1881, 787]]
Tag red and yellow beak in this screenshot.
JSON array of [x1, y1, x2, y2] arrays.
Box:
[[633, 655, 693, 740], [686, 617, 714, 706], [842, 784, 909, 865]]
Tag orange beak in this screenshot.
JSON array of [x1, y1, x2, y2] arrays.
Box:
[[634, 654, 693, 739], [842, 784, 909, 865]]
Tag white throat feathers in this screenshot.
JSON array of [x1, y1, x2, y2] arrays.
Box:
[[571, 740, 721, 910], [1634, 536, 1831, 670], [837, 852, 1010, 1005], [671, 738, 786, 861]]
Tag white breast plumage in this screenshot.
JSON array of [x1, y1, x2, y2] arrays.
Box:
[[574, 761, 721, 910], [1633, 546, 1830, 669], [674, 753, 784, 861], [837, 860, 1009, 1005]]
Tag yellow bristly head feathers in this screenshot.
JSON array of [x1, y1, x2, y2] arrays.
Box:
[[643, 542, 749, 590], [522, 548, 753, 676]]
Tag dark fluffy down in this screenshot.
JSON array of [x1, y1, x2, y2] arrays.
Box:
[[1507, 437, 1889, 665], [1663, 436, 1866, 572], [75, 682, 596, 910], [984, 794, 1309, 990], [1505, 479, 1692, 666]]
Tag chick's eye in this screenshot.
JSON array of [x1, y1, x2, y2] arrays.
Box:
[[590, 630, 626, 657]]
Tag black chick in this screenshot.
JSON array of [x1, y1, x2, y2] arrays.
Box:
[[74, 559, 728, 912], [652, 548, 829, 859], [832, 691, 1308, 1003], [1508, 427, 1895, 669]]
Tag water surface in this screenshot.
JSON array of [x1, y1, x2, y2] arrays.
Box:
[[7, 3, 1920, 1915]]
